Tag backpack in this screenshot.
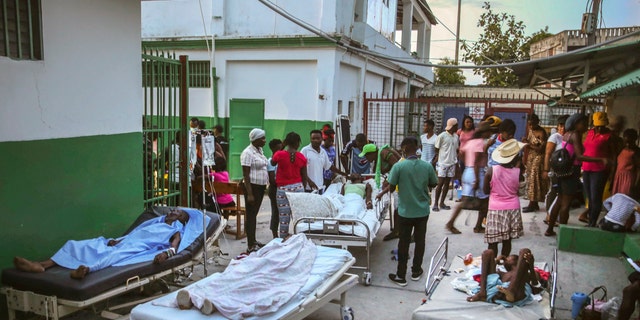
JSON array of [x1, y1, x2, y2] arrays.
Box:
[[549, 133, 575, 178]]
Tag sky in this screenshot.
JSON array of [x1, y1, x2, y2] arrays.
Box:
[[425, 0, 640, 84]]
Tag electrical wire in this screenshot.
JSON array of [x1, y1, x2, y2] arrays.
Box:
[[258, 0, 640, 70]]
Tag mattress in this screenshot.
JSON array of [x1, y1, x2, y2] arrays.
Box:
[[412, 256, 550, 320], [293, 181, 388, 241], [1, 207, 221, 301], [130, 244, 355, 320]]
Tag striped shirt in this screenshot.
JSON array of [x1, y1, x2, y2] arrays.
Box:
[[604, 193, 640, 231], [420, 133, 437, 163], [240, 144, 269, 185]]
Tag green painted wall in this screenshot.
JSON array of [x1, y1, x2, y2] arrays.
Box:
[[0, 133, 143, 270]]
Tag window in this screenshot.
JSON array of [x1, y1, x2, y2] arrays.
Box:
[[142, 59, 211, 88], [188, 60, 211, 88], [0, 0, 43, 60], [337, 100, 343, 115]]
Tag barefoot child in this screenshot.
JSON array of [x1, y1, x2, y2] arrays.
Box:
[[466, 248, 540, 305], [483, 139, 525, 257]]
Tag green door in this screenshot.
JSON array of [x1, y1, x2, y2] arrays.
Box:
[[228, 99, 265, 180]]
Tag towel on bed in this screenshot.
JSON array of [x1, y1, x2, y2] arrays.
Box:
[[154, 233, 316, 319], [51, 208, 209, 271]]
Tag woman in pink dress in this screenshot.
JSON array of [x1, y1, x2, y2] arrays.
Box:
[[612, 129, 640, 198]]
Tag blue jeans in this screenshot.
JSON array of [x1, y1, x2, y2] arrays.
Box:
[[396, 215, 429, 278], [583, 170, 608, 227]]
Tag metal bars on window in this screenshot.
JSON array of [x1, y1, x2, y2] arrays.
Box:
[[0, 0, 42, 60], [143, 58, 209, 88]]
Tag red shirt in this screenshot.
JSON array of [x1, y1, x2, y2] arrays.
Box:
[[582, 129, 610, 172], [272, 150, 307, 186]]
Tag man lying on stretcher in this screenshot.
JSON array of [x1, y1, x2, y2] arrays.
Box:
[[13, 209, 192, 279], [467, 248, 543, 306]]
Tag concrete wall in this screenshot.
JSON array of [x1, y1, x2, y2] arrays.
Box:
[[608, 87, 640, 131], [1, 0, 141, 142], [366, 0, 398, 39], [0, 0, 143, 272]]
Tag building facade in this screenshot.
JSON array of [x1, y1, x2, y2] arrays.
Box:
[[0, 0, 143, 271], [141, 0, 436, 178]]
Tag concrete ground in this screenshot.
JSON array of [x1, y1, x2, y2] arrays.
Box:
[[27, 195, 630, 320]]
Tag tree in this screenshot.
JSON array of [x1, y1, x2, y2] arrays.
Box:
[[521, 27, 554, 59], [461, 2, 527, 87], [434, 57, 466, 85]]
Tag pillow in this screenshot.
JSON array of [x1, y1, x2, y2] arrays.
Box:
[[287, 192, 340, 221]]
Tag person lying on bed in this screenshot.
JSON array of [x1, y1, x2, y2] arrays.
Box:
[[13, 209, 190, 280], [466, 248, 541, 306], [341, 173, 374, 210]]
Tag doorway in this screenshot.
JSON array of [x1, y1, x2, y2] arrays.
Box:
[[228, 99, 265, 180]]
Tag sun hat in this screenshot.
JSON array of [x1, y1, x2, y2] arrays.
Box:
[[491, 139, 526, 164], [445, 118, 458, 131], [358, 143, 378, 157], [592, 112, 609, 127]]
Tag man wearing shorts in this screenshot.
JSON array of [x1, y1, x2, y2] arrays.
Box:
[[431, 118, 459, 212]]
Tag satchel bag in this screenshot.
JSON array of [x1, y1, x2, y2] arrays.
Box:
[[582, 286, 607, 320]]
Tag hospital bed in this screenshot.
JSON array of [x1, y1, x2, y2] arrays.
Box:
[[1, 206, 225, 320], [292, 179, 390, 285], [413, 240, 558, 320], [130, 237, 358, 320]]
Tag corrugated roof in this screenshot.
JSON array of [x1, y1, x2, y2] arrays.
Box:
[[511, 39, 640, 88], [580, 68, 640, 98]]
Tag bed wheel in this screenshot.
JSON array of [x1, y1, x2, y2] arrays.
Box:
[[361, 272, 372, 286], [341, 306, 354, 320]]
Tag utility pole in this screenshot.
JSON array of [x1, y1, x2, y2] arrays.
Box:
[[454, 0, 462, 64], [587, 0, 601, 46]]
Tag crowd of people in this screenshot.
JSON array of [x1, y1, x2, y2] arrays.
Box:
[[157, 112, 640, 313]]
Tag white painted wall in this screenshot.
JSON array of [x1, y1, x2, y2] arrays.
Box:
[[366, 0, 397, 39], [226, 60, 318, 120], [0, 0, 141, 142], [142, 0, 342, 39], [142, 0, 212, 38], [213, 47, 337, 121]]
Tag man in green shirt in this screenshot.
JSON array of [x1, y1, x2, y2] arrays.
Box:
[[379, 136, 438, 286]]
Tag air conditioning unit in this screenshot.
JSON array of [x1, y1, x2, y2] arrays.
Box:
[[581, 13, 595, 34]]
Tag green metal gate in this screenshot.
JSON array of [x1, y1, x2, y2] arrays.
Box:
[[142, 50, 189, 208]]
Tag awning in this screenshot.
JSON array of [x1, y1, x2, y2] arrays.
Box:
[[511, 39, 640, 89], [580, 68, 640, 98]]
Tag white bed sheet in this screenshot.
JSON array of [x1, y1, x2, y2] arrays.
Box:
[[293, 181, 388, 241], [130, 244, 354, 320], [412, 257, 550, 320]]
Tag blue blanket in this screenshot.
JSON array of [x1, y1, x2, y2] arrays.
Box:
[[51, 208, 210, 271]]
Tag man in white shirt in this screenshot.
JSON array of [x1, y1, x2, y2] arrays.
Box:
[[301, 129, 348, 193], [431, 118, 459, 212]]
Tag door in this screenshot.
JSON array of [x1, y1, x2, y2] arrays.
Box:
[[492, 111, 528, 141], [228, 99, 265, 180]]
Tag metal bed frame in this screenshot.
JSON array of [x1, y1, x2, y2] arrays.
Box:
[[421, 240, 559, 319], [1, 214, 226, 320], [293, 195, 390, 286]]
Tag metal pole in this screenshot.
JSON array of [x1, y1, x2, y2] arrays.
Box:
[[454, 0, 462, 64]]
